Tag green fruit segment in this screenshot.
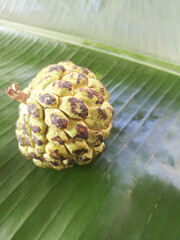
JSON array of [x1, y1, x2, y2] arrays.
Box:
[[45, 109, 69, 130], [88, 78, 109, 100], [59, 96, 89, 120], [27, 98, 43, 119], [63, 72, 89, 88], [74, 87, 104, 106], [65, 119, 90, 140], [84, 102, 112, 129], [45, 80, 74, 97]]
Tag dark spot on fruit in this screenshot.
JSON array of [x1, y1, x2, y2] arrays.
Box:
[[23, 114, 28, 124], [59, 65, 66, 72], [82, 157, 91, 162], [108, 106, 113, 115], [28, 104, 40, 118], [95, 98, 104, 105], [85, 89, 94, 99], [60, 156, 66, 161], [93, 91, 103, 103], [37, 140, 43, 146], [57, 80, 72, 90], [22, 124, 30, 135], [30, 124, 41, 133], [81, 67, 89, 75], [50, 114, 68, 129], [77, 73, 87, 84], [52, 136, 65, 144], [25, 136, 31, 146], [29, 152, 43, 161], [39, 93, 56, 105], [49, 154, 66, 161], [49, 161, 60, 166], [18, 135, 24, 146], [49, 65, 66, 72], [52, 82, 56, 87], [73, 148, 88, 155], [98, 134, 104, 143], [92, 132, 104, 147], [50, 154, 59, 160], [79, 88, 104, 104], [92, 89, 104, 103], [100, 87, 104, 93], [68, 97, 88, 119], [98, 108, 107, 120], [54, 149, 59, 154], [75, 124, 89, 139], [64, 159, 75, 165], [32, 135, 44, 146]]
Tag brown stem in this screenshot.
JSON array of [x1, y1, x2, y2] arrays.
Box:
[[6, 82, 29, 104]]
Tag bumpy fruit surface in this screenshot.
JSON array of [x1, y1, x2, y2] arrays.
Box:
[[14, 60, 113, 170]]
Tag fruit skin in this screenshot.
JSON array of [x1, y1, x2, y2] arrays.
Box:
[[15, 60, 113, 170]]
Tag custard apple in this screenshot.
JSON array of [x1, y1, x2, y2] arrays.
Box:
[[6, 60, 113, 170]]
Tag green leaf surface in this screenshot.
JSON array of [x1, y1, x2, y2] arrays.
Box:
[[0, 0, 180, 65], [0, 1, 180, 240]]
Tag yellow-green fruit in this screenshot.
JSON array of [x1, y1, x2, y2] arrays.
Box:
[[15, 60, 113, 170]]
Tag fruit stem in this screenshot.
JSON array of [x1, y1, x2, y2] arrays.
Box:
[[6, 82, 29, 104]]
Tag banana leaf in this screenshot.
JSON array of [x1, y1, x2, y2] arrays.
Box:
[[0, 1, 180, 239]]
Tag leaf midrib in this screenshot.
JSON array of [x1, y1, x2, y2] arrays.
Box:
[[0, 18, 180, 76]]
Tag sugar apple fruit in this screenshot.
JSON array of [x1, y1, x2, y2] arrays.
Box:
[[6, 60, 113, 170]]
